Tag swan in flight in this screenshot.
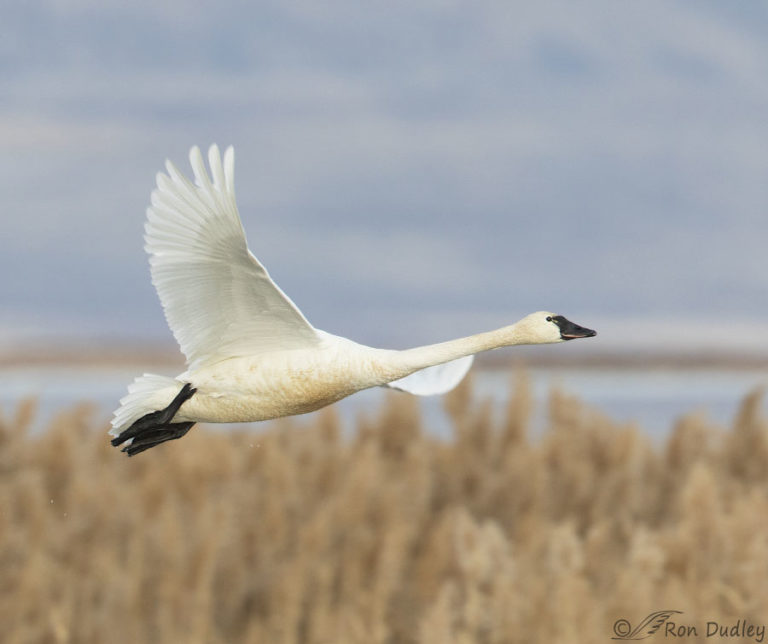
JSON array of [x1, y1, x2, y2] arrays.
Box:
[[110, 145, 596, 455]]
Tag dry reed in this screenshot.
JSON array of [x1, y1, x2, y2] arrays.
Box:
[[2, 373, 768, 643]]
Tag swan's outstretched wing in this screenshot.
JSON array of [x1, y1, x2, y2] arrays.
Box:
[[145, 145, 321, 369], [384, 355, 474, 396]]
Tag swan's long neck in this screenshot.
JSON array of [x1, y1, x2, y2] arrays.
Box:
[[384, 321, 538, 380]]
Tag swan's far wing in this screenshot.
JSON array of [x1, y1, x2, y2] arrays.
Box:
[[145, 145, 321, 369], [384, 355, 474, 396]]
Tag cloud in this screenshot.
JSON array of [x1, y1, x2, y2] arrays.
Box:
[[2, 1, 768, 350]]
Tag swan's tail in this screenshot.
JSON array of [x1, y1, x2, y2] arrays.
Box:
[[384, 355, 474, 396], [110, 374, 183, 437]]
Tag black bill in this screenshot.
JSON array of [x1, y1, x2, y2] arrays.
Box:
[[552, 315, 597, 341]]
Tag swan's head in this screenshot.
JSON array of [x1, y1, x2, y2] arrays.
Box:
[[519, 311, 597, 344]]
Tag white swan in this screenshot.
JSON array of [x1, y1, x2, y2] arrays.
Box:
[[110, 145, 596, 455]]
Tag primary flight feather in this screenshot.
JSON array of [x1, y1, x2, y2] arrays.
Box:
[[111, 145, 596, 455]]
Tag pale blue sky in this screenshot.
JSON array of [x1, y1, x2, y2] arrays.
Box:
[[3, 1, 768, 353]]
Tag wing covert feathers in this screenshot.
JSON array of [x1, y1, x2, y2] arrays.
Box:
[[145, 144, 320, 369]]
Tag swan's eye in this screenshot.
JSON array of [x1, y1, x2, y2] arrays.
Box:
[[546, 316, 553, 322]]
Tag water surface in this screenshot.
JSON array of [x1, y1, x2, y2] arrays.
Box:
[[2, 365, 765, 439]]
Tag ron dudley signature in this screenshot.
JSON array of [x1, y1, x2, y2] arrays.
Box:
[[612, 611, 767, 642]]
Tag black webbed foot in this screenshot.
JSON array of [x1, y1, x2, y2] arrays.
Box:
[[111, 383, 197, 455], [121, 422, 195, 456]]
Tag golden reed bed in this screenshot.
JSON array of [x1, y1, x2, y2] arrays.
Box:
[[2, 373, 768, 643]]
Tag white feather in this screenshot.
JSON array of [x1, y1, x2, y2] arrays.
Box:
[[144, 144, 320, 370], [111, 144, 596, 449], [110, 374, 179, 436], [384, 355, 474, 395]]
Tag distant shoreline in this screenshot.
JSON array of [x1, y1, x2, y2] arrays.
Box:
[[480, 351, 768, 372], [3, 344, 768, 372]]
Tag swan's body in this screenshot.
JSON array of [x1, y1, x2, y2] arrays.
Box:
[[110, 145, 596, 455]]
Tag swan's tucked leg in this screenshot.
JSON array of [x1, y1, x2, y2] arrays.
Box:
[[110, 382, 197, 455], [121, 422, 196, 456]]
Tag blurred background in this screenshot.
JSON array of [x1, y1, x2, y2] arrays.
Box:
[[2, 1, 768, 430], [6, 4, 768, 643]]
